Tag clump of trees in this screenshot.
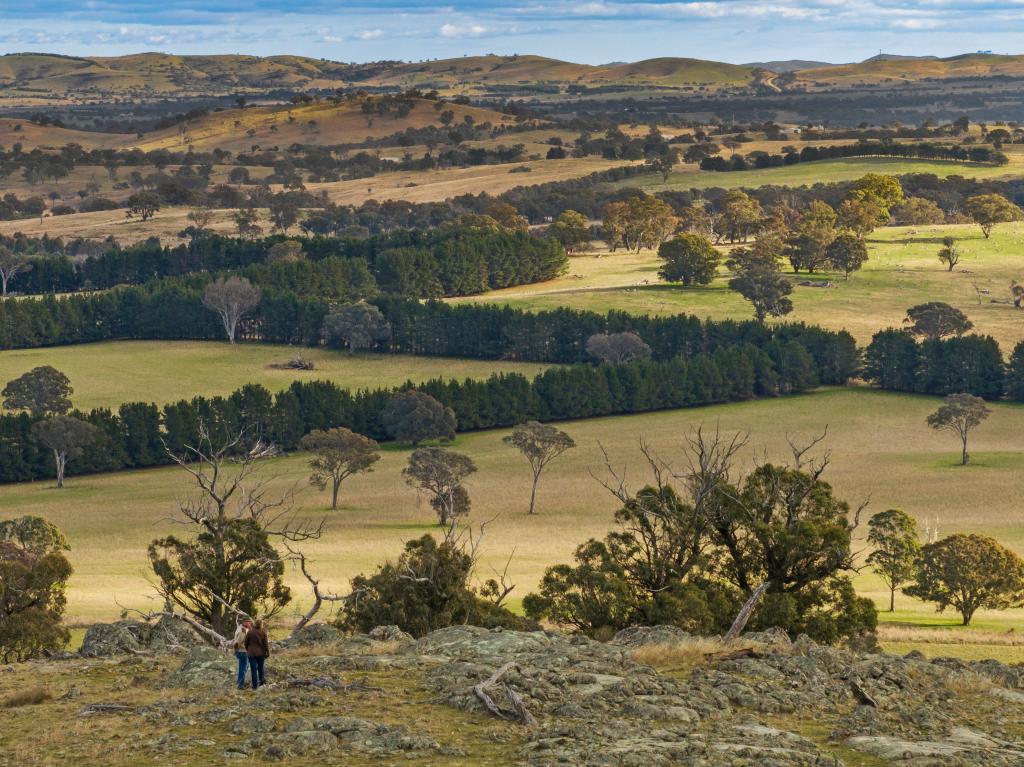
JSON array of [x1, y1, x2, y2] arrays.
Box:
[[403, 447, 477, 531], [904, 302, 973, 340], [905, 534, 1024, 625], [0, 516, 73, 662], [523, 430, 877, 642]]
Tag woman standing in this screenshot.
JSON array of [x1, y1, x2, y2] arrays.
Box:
[[244, 620, 270, 689]]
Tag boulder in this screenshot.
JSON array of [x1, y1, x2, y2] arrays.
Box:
[[609, 625, 692, 647], [147, 615, 204, 652], [80, 620, 151, 657], [164, 645, 234, 688], [284, 624, 343, 647]]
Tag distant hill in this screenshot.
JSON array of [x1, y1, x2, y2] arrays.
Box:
[[745, 60, 834, 73], [5, 51, 1024, 104], [796, 53, 1024, 85]]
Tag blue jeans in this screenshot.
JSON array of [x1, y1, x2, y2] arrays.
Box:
[[235, 651, 249, 688], [248, 655, 265, 688]]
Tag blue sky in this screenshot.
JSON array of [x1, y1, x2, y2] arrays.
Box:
[[2, 1, 1024, 64]]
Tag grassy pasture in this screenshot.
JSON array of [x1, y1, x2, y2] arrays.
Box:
[[455, 222, 1024, 350], [618, 154, 1024, 192], [0, 341, 550, 411], [3, 387, 1024, 661]]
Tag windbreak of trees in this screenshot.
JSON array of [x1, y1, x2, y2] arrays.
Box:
[[0, 286, 858, 384], [863, 329, 1020, 401], [0, 343, 822, 484], [12, 227, 567, 298], [699, 142, 1009, 172]]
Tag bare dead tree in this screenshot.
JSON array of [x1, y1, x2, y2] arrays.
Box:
[[474, 662, 536, 726]]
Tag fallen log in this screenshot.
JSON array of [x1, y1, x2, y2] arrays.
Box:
[[77, 703, 137, 716], [474, 662, 536, 726]]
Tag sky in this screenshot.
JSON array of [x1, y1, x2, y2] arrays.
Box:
[[2, 1, 1024, 65]]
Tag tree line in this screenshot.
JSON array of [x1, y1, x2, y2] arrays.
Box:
[[698, 141, 1009, 172], [5, 225, 567, 298], [0, 341, 824, 485]]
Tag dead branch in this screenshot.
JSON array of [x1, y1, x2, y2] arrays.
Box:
[[590, 441, 631, 502], [77, 703, 137, 716], [786, 426, 830, 474], [119, 601, 230, 649], [474, 662, 536, 726], [850, 679, 878, 708], [724, 582, 769, 641], [707, 647, 767, 662], [283, 544, 352, 637]]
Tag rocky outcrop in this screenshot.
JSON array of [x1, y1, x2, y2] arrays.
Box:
[[79, 616, 204, 657]]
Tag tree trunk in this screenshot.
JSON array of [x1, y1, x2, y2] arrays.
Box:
[[889, 587, 895, 612], [331, 478, 340, 510], [962, 435, 969, 466], [54, 449, 66, 489], [0, 275, 7, 296], [528, 473, 539, 515]]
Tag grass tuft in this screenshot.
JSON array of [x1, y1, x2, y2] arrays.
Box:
[[3, 686, 52, 708]]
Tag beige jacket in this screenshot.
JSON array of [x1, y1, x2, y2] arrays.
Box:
[[232, 625, 248, 651]]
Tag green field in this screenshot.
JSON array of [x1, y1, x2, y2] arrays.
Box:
[[456, 221, 1024, 350], [620, 155, 1024, 191], [3, 386, 1023, 660], [0, 341, 550, 411]]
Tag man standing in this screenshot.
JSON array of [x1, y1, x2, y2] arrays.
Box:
[[232, 618, 253, 690]]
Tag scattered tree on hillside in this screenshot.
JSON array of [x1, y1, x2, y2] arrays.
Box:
[[677, 202, 715, 238], [403, 447, 477, 532], [268, 200, 301, 232], [148, 427, 322, 636], [31, 415, 97, 489], [727, 230, 784, 273], [232, 207, 263, 239], [965, 193, 1023, 238], [826, 233, 868, 281], [937, 237, 961, 272], [382, 390, 456, 446], [658, 233, 720, 286], [905, 534, 1024, 625], [503, 421, 576, 515], [729, 269, 793, 322], [300, 428, 380, 510], [0, 516, 73, 662], [323, 302, 391, 354], [927, 392, 990, 466], [585, 332, 653, 364], [202, 276, 261, 344], [866, 509, 920, 612], [125, 192, 161, 221], [183, 206, 214, 240], [0, 246, 31, 297], [786, 201, 836, 273], [904, 302, 972, 339], [3, 366, 73, 418], [548, 210, 591, 254]]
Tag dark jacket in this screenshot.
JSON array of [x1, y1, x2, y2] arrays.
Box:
[[244, 627, 270, 658]]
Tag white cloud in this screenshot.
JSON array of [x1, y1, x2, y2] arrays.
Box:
[[356, 29, 383, 40], [439, 22, 489, 38]]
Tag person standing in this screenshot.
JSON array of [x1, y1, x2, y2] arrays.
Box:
[[245, 619, 270, 689], [232, 618, 253, 690]]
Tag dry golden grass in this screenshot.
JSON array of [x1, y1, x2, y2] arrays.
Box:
[[630, 637, 760, 672], [2, 687, 52, 708], [878, 625, 1024, 647]]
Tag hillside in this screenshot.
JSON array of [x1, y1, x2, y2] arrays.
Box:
[[133, 97, 521, 151], [796, 53, 1024, 86]]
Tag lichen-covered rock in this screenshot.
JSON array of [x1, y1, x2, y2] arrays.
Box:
[[147, 615, 204, 652], [80, 620, 151, 656], [368, 624, 414, 643], [609, 625, 692, 647], [164, 645, 234, 688], [282, 624, 342, 647]]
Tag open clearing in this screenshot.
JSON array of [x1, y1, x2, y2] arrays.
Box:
[[618, 155, 1024, 192], [455, 222, 1024, 350], [0, 341, 550, 411], [3, 386, 1024, 659]]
